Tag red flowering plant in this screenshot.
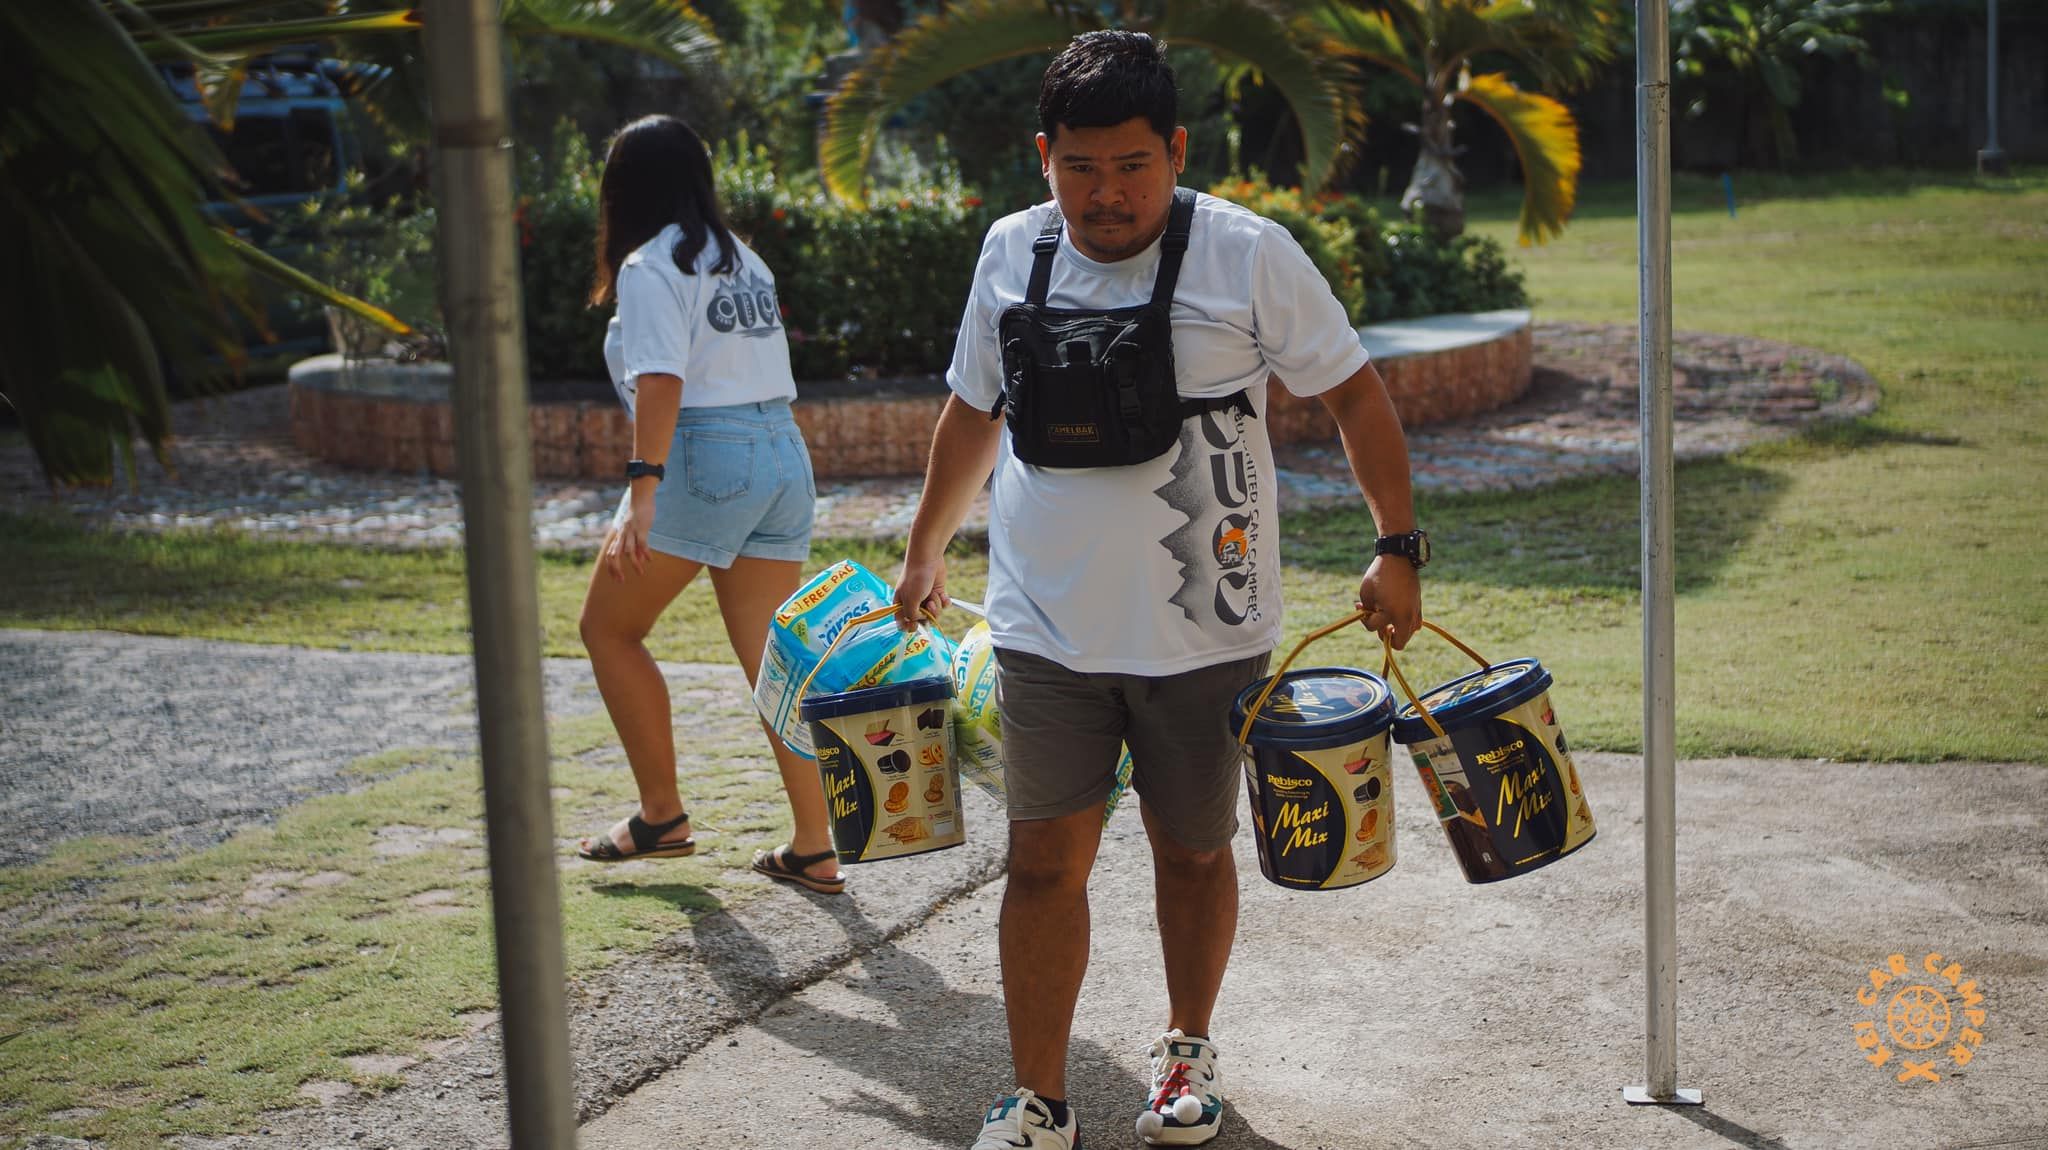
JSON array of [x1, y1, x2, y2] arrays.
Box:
[[516, 122, 609, 381]]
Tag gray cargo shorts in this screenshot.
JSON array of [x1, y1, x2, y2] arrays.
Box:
[[992, 647, 1272, 852]]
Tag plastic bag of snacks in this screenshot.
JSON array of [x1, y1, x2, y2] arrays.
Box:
[[950, 620, 1133, 822], [806, 610, 956, 698], [754, 560, 895, 760]]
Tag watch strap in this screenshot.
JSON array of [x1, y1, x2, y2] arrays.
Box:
[[1374, 530, 1429, 568]]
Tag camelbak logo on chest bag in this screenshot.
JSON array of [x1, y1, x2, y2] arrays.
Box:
[[995, 187, 1251, 468]]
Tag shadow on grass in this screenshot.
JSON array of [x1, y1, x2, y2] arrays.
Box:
[[1792, 417, 1965, 452], [1289, 414, 1977, 596], [1287, 457, 1792, 594]]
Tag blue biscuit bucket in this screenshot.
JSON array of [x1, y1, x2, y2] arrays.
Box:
[[801, 675, 963, 864], [1230, 667, 1398, 891], [1390, 656, 1596, 884]]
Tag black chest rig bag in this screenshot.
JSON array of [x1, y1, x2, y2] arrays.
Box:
[[995, 187, 1251, 468]]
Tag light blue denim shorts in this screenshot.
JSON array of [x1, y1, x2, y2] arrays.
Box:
[[619, 399, 815, 568]]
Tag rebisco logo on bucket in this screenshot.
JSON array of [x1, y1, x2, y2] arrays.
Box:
[[1474, 739, 1525, 768], [1851, 950, 1989, 1085]]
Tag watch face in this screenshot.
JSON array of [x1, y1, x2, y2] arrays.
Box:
[[1415, 533, 1431, 564]]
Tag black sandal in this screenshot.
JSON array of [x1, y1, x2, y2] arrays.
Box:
[[578, 810, 695, 862], [750, 845, 846, 895]]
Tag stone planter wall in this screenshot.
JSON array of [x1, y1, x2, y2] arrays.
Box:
[[288, 309, 1532, 480]]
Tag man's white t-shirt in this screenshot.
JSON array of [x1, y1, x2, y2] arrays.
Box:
[[948, 192, 1370, 675], [602, 223, 797, 415]]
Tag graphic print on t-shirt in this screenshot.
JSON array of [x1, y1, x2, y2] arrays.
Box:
[[1154, 406, 1263, 628], [706, 265, 782, 338]]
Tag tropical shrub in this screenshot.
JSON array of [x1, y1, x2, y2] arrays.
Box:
[[286, 176, 440, 356], [517, 125, 607, 381], [720, 139, 998, 381], [1207, 173, 1526, 325], [514, 130, 997, 384], [521, 136, 1524, 386], [1673, 0, 1889, 167], [1370, 220, 1527, 320]]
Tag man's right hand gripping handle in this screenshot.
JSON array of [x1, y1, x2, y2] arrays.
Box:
[[895, 394, 1004, 632], [894, 554, 949, 632]]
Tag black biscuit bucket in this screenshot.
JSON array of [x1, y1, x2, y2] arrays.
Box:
[[1388, 638, 1596, 884], [1231, 667, 1398, 891], [801, 676, 963, 863]]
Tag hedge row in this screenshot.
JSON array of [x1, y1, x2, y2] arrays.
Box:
[[515, 141, 1525, 384]]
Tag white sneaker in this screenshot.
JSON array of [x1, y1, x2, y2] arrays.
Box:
[[971, 1088, 1081, 1150], [1135, 1029, 1223, 1145]]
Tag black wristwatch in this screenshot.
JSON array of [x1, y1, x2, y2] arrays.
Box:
[[625, 459, 666, 482], [1374, 530, 1430, 569]]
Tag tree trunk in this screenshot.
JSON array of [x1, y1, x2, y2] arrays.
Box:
[[1401, 84, 1465, 238]]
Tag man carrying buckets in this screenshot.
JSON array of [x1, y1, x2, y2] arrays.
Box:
[[893, 31, 1426, 1150]]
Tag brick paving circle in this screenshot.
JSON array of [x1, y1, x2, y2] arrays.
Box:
[[0, 323, 1874, 548]]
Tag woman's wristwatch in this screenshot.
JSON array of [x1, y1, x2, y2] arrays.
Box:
[[625, 459, 665, 481], [1374, 529, 1430, 569]]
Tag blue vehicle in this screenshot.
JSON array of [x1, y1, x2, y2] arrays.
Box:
[[161, 51, 378, 363]]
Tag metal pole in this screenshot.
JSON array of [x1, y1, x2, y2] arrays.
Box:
[[424, 2, 579, 1146], [1979, 0, 2008, 174], [1624, 0, 1699, 1109]]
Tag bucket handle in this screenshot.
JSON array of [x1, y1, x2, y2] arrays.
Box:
[[794, 604, 943, 702], [1235, 613, 1492, 749]]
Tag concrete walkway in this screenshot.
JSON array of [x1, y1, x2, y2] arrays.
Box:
[[580, 753, 2048, 1150]]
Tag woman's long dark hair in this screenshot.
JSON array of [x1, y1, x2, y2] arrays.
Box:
[[589, 115, 738, 308]]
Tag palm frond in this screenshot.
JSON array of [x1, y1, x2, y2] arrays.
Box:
[[499, 0, 717, 73], [1309, 1, 1420, 81], [821, 0, 1084, 203], [1, 0, 247, 485], [128, 0, 324, 17], [1455, 71, 1578, 244], [1159, 0, 1357, 189], [1465, 0, 1622, 91], [135, 9, 423, 57], [217, 230, 413, 335]]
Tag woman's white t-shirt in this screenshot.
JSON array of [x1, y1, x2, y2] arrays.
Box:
[[602, 224, 797, 415], [947, 192, 1371, 675]]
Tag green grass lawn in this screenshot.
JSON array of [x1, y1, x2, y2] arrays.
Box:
[[0, 708, 811, 1148], [1, 168, 2043, 1145]]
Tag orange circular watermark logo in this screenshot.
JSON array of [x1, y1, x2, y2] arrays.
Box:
[[1852, 951, 1988, 1084]]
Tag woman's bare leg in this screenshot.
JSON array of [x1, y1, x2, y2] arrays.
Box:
[[578, 543, 703, 853], [708, 557, 839, 881]]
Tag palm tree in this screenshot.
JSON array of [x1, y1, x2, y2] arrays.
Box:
[[1312, 0, 1624, 244], [1, 0, 716, 486], [817, 0, 1359, 205]]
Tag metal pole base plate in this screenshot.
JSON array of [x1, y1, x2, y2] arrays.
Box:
[[1623, 1086, 1703, 1106]]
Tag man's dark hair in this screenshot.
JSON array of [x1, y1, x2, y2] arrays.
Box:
[[1038, 30, 1178, 144]]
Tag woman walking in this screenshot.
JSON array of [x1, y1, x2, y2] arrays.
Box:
[[574, 115, 842, 895]]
